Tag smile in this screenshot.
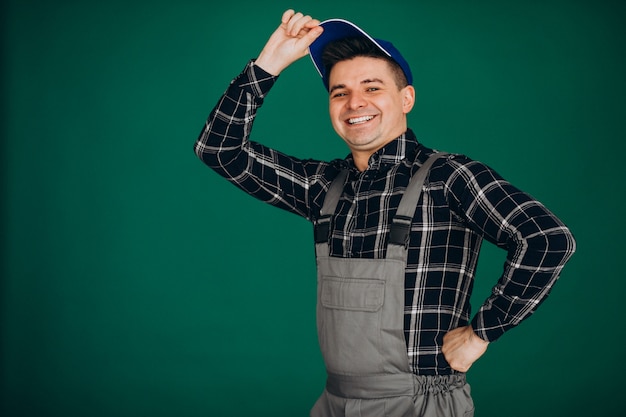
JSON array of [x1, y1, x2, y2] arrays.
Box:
[[347, 115, 374, 125]]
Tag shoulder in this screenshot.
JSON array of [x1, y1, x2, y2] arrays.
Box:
[[428, 152, 505, 186]]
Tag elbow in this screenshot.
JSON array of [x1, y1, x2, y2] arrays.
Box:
[[525, 225, 577, 267], [193, 139, 207, 163], [553, 224, 577, 262], [193, 127, 219, 167], [194, 127, 207, 159], [563, 225, 577, 258]]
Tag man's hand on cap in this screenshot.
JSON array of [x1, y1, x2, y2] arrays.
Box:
[[255, 9, 324, 76]]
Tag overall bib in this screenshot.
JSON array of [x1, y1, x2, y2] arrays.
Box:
[[310, 154, 474, 417]]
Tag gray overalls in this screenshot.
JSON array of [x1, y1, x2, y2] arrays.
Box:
[[310, 154, 474, 417]]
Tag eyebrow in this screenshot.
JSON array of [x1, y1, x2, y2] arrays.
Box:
[[329, 78, 386, 94]]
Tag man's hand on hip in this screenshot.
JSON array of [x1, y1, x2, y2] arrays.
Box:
[[442, 325, 489, 373]]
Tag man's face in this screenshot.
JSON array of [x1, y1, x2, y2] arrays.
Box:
[[327, 56, 415, 164]]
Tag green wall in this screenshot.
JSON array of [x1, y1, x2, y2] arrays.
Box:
[[2, 0, 624, 416]]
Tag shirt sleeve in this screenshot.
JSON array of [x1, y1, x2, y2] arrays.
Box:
[[193, 60, 334, 220], [444, 156, 576, 342]]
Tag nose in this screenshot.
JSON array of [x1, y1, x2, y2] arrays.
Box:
[[346, 91, 367, 110]]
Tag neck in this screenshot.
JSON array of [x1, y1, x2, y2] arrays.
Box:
[[352, 152, 371, 172], [350, 129, 407, 172]]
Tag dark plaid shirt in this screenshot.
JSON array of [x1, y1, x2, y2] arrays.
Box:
[[194, 61, 576, 375]]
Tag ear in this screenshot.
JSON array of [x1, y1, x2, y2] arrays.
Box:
[[401, 85, 416, 114]]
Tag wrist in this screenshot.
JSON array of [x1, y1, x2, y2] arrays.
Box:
[[254, 52, 285, 76], [470, 326, 489, 347]]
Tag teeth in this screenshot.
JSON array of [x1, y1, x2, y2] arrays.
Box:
[[348, 116, 373, 124]]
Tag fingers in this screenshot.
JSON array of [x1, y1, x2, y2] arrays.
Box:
[[281, 9, 295, 24], [301, 24, 324, 47], [281, 9, 320, 37], [441, 326, 489, 373], [257, 10, 322, 74]]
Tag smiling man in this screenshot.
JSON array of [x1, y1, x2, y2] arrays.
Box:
[[327, 55, 414, 170], [194, 10, 576, 417]]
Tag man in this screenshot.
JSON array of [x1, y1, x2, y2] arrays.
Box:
[[194, 10, 576, 417]]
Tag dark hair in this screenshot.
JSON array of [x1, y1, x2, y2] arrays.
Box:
[[321, 36, 408, 89]]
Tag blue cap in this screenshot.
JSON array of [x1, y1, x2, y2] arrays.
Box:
[[308, 18, 413, 91]]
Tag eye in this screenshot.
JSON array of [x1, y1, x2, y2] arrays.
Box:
[[366, 87, 380, 92], [331, 92, 347, 98]]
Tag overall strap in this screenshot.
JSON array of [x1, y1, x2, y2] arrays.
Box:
[[314, 169, 349, 244], [387, 153, 448, 248], [314, 152, 447, 258]]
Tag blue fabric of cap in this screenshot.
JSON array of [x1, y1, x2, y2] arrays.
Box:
[[308, 18, 413, 90]]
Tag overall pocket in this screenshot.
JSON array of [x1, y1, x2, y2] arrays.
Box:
[[318, 276, 386, 374]]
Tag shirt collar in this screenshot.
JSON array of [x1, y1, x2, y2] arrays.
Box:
[[344, 129, 420, 171]]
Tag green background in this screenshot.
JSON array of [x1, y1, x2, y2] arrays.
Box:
[[2, 0, 624, 416]]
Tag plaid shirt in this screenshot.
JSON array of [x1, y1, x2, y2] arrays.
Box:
[[195, 61, 576, 375]]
